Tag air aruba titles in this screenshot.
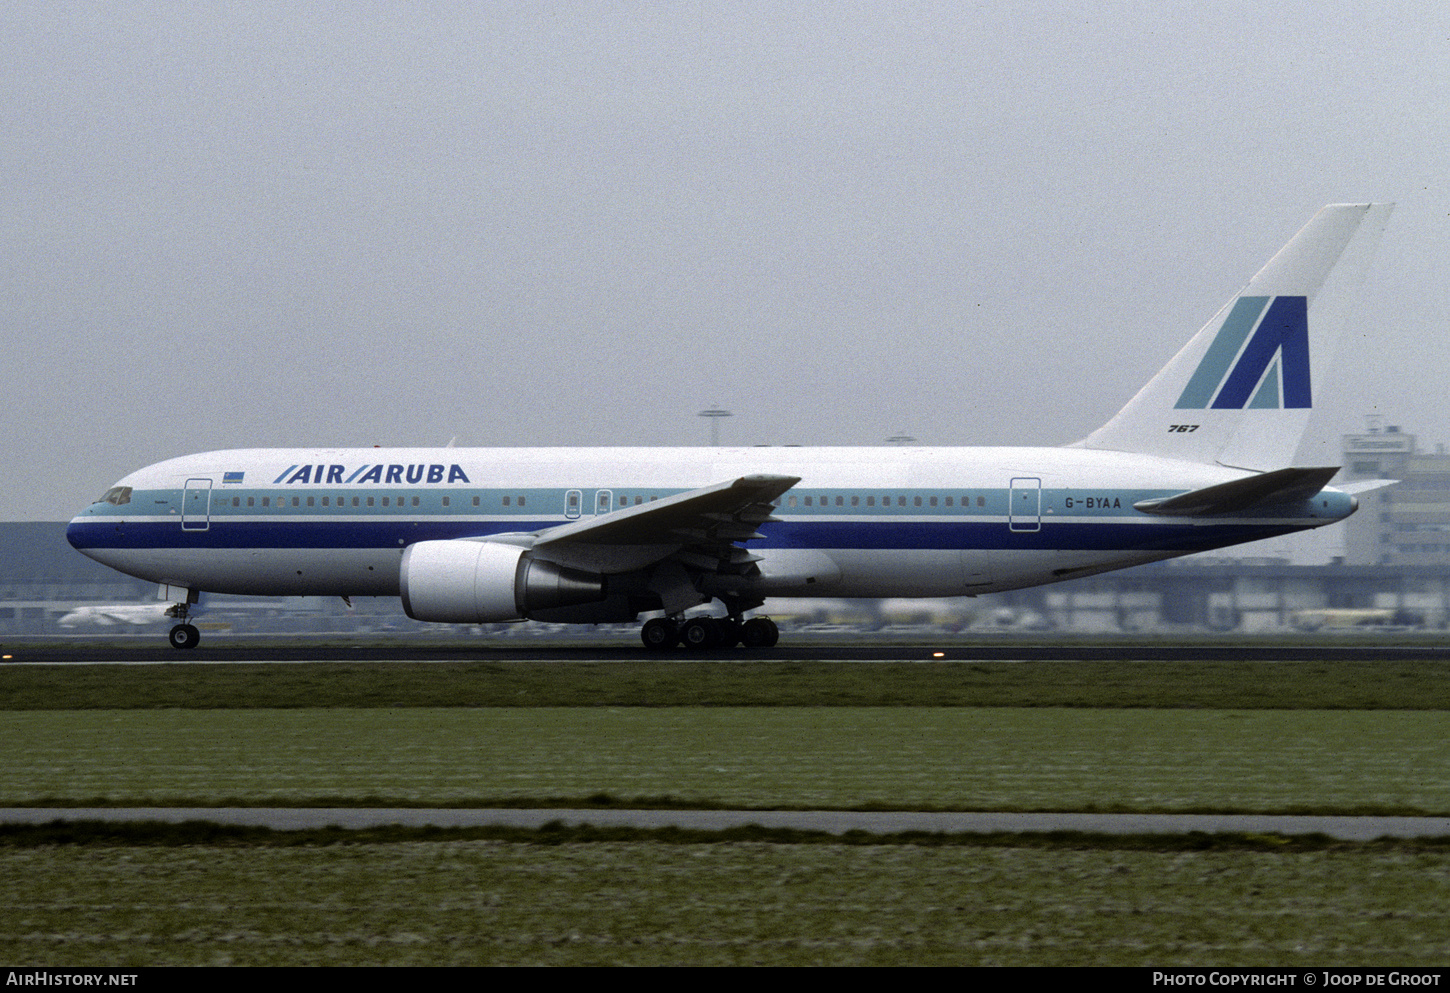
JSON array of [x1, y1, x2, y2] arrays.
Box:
[[264, 464, 473, 486]]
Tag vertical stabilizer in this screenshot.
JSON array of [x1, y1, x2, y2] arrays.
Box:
[[1072, 203, 1392, 469]]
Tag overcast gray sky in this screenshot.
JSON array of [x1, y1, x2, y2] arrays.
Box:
[[5, 1, 1448, 520]]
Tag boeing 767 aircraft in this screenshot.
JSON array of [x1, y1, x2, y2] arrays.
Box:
[[68, 203, 1393, 650]]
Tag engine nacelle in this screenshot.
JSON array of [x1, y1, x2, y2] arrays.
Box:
[[400, 540, 606, 623]]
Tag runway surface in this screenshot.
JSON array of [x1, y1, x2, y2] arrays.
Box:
[[10, 639, 1450, 664], [3, 807, 1447, 840]]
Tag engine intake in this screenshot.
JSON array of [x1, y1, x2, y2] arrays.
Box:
[[400, 540, 606, 623]]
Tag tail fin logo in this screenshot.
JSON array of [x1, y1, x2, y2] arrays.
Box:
[[1174, 296, 1311, 410]]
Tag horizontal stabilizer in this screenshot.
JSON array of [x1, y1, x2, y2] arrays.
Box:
[[1133, 466, 1340, 517], [1340, 478, 1398, 496]]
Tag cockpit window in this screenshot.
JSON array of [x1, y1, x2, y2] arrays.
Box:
[[95, 486, 132, 506]]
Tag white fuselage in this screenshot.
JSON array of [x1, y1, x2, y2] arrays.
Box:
[[67, 446, 1355, 607]]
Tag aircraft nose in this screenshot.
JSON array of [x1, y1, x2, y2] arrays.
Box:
[[65, 516, 84, 550], [66, 512, 103, 556]]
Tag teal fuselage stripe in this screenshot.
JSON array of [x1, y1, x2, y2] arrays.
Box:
[[69, 482, 1341, 558], [82, 485, 1169, 521]]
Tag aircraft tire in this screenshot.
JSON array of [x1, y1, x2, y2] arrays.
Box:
[[168, 624, 200, 650], [680, 617, 720, 650], [640, 618, 678, 651], [717, 620, 744, 649], [741, 617, 779, 648]]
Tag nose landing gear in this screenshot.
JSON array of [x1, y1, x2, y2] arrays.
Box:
[[164, 597, 200, 650], [168, 623, 201, 650]]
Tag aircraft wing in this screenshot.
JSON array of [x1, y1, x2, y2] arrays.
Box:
[[524, 473, 800, 575], [1133, 466, 1341, 516]]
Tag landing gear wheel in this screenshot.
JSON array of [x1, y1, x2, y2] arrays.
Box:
[[741, 617, 779, 649], [168, 623, 200, 650], [640, 617, 679, 651], [717, 620, 744, 649], [680, 617, 721, 650]]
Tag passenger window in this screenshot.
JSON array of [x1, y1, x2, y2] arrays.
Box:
[[412, 496, 420, 507], [518, 496, 526, 507], [914, 496, 922, 507], [866, 496, 874, 507], [929, 496, 938, 507], [977, 496, 985, 507], [502, 496, 511, 506]]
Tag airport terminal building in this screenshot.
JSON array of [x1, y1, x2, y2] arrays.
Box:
[[1340, 425, 1450, 568]]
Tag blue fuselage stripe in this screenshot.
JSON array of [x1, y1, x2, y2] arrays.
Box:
[[66, 516, 1310, 554]]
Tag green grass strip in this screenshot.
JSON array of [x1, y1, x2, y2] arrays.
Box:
[[3, 659, 1449, 709]]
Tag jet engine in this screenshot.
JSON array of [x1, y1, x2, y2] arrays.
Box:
[[400, 540, 606, 623]]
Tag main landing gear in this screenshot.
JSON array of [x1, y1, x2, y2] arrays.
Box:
[[640, 615, 780, 651]]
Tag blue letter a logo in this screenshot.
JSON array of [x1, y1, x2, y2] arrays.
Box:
[[1175, 296, 1310, 409]]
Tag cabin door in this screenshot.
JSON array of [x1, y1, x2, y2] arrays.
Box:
[[182, 478, 212, 531], [1009, 477, 1042, 532]]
